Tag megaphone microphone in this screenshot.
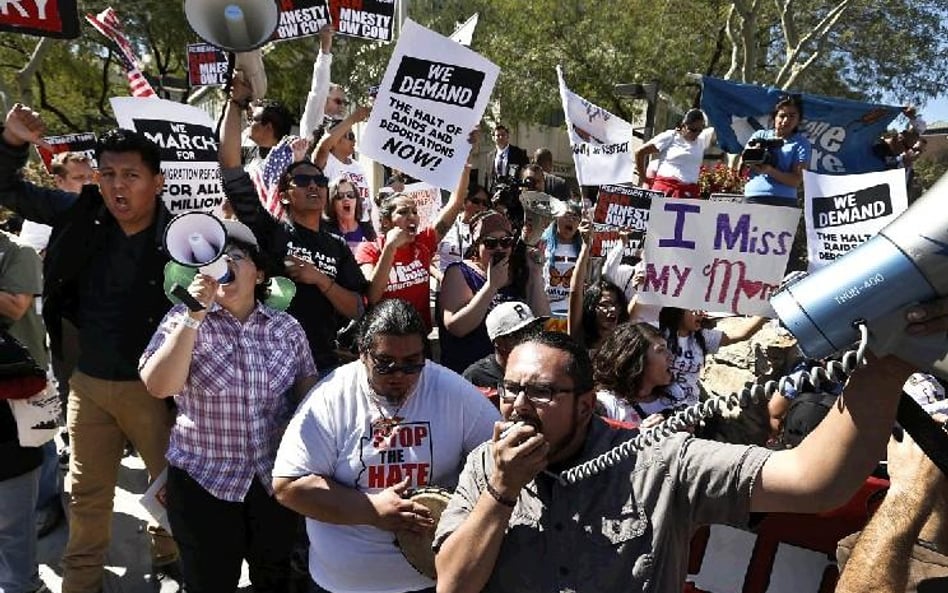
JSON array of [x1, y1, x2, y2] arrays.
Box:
[[164, 212, 235, 311], [770, 172, 948, 379]]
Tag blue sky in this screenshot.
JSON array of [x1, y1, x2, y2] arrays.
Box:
[[923, 95, 948, 126]]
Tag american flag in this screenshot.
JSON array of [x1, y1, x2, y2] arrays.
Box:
[[85, 7, 156, 98], [249, 136, 297, 218]]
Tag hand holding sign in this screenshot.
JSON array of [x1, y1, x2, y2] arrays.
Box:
[[3, 104, 53, 151]]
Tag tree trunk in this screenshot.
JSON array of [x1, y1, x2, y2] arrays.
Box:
[[15, 37, 54, 107]]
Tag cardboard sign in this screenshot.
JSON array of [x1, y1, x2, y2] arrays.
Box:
[[186, 43, 229, 87], [592, 185, 659, 229], [637, 198, 800, 315], [35, 132, 97, 173], [329, 0, 395, 42], [0, 0, 79, 38], [400, 182, 442, 230], [803, 169, 908, 271], [590, 225, 644, 258], [273, 0, 331, 41], [111, 97, 224, 215], [360, 19, 498, 190]]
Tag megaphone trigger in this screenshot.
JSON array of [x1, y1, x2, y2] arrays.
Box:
[[172, 284, 206, 313]]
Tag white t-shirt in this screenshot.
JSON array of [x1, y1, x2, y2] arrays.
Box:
[[324, 152, 373, 224], [596, 390, 644, 426], [665, 328, 724, 407], [437, 219, 472, 273], [647, 128, 714, 184], [273, 360, 500, 593]]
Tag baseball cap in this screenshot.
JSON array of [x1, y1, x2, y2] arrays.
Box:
[[486, 301, 547, 342]]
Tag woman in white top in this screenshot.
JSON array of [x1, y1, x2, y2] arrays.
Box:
[[634, 109, 715, 199]]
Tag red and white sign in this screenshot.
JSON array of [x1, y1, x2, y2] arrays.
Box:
[[0, 0, 80, 38]]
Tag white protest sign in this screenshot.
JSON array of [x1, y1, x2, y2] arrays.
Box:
[[803, 169, 908, 272], [637, 198, 800, 315], [401, 182, 442, 230], [449, 13, 478, 46], [557, 66, 636, 186], [111, 97, 223, 215], [360, 19, 499, 190]]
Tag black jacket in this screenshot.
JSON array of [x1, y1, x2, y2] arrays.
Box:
[[0, 135, 171, 365]]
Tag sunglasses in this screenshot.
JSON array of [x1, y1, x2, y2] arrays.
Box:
[[331, 97, 350, 106], [369, 353, 426, 375], [344, 132, 356, 141], [481, 236, 515, 250], [291, 173, 329, 188], [334, 190, 359, 201]]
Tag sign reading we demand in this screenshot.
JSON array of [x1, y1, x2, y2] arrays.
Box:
[[360, 19, 498, 190]]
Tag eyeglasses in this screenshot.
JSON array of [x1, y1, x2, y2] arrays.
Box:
[[291, 173, 329, 188], [596, 302, 618, 313], [369, 353, 426, 375], [334, 190, 359, 201], [331, 97, 350, 106], [497, 381, 574, 405], [481, 236, 515, 250]]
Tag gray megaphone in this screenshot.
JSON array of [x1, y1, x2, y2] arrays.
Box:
[[184, 0, 279, 52], [770, 172, 948, 379], [164, 212, 236, 310]]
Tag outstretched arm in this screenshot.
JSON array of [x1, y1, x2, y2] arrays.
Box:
[[432, 131, 478, 240], [311, 105, 370, 170], [299, 26, 335, 141]]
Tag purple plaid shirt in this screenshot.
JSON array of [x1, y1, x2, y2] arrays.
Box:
[[141, 303, 317, 502]]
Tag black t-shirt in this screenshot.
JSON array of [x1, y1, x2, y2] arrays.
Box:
[[283, 223, 367, 371], [462, 354, 504, 389], [78, 224, 151, 380]]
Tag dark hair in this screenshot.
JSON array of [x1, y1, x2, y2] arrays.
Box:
[[324, 177, 376, 241], [50, 152, 92, 177], [593, 322, 667, 404], [278, 160, 324, 194], [252, 99, 294, 140], [518, 331, 594, 394], [773, 95, 804, 133], [582, 281, 629, 346], [679, 108, 706, 129], [356, 299, 430, 356], [521, 163, 544, 178], [466, 183, 488, 202], [533, 147, 553, 168], [95, 129, 162, 175], [494, 124, 509, 134], [658, 307, 708, 356]]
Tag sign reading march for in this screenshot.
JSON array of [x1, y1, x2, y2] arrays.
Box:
[[361, 19, 498, 190], [329, 0, 394, 42], [557, 66, 636, 186], [111, 97, 224, 215], [272, 0, 330, 42], [803, 169, 908, 271], [637, 198, 800, 316]]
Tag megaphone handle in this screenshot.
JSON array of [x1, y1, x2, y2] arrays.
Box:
[[172, 284, 206, 313], [896, 393, 948, 478]]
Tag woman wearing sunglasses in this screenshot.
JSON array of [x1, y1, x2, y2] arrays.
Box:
[[438, 210, 550, 374], [435, 183, 490, 277], [634, 108, 715, 198], [324, 177, 377, 254], [221, 74, 367, 376]]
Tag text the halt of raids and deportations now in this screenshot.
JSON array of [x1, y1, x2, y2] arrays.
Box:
[[802, 169, 907, 270], [638, 198, 800, 316], [360, 19, 498, 190]]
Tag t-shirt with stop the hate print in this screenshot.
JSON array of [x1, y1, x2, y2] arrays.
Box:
[[355, 227, 439, 328], [273, 360, 499, 593]]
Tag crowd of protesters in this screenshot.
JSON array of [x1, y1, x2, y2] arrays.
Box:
[[0, 22, 945, 593]]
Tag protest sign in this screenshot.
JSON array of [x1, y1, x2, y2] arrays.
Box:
[[590, 185, 658, 257], [701, 76, 901, 175], [709, 193, 744, 202], [329, 0, 394, 42], [557, 66, 636, 186], [401, 182, 443, 230], [111, 97, 223, 215], [803, 169, 908, 271], [360, 19, 498, 190], [35, 133, 97, 173], [637, 198, 800, 315], [449, 13, 478, 46], [272, 0, 330, 41], [187, 43, 229, 87], [0, 0, 79, 38], [590, 225, 644, 259]]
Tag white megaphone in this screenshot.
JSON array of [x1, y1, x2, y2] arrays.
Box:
[[184, 0, 279, 52], [770, 172, 948, 379], [164, 211, 235, 289]]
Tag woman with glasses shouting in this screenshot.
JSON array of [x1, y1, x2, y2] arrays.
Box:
[[323, 177, 377, 253], [438, 210, 550, 374], [634, 108, 716, 198], [221, 73, 367, 377]]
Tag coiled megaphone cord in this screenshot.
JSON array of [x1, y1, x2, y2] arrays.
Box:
[[550, 323, 869, 486]]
